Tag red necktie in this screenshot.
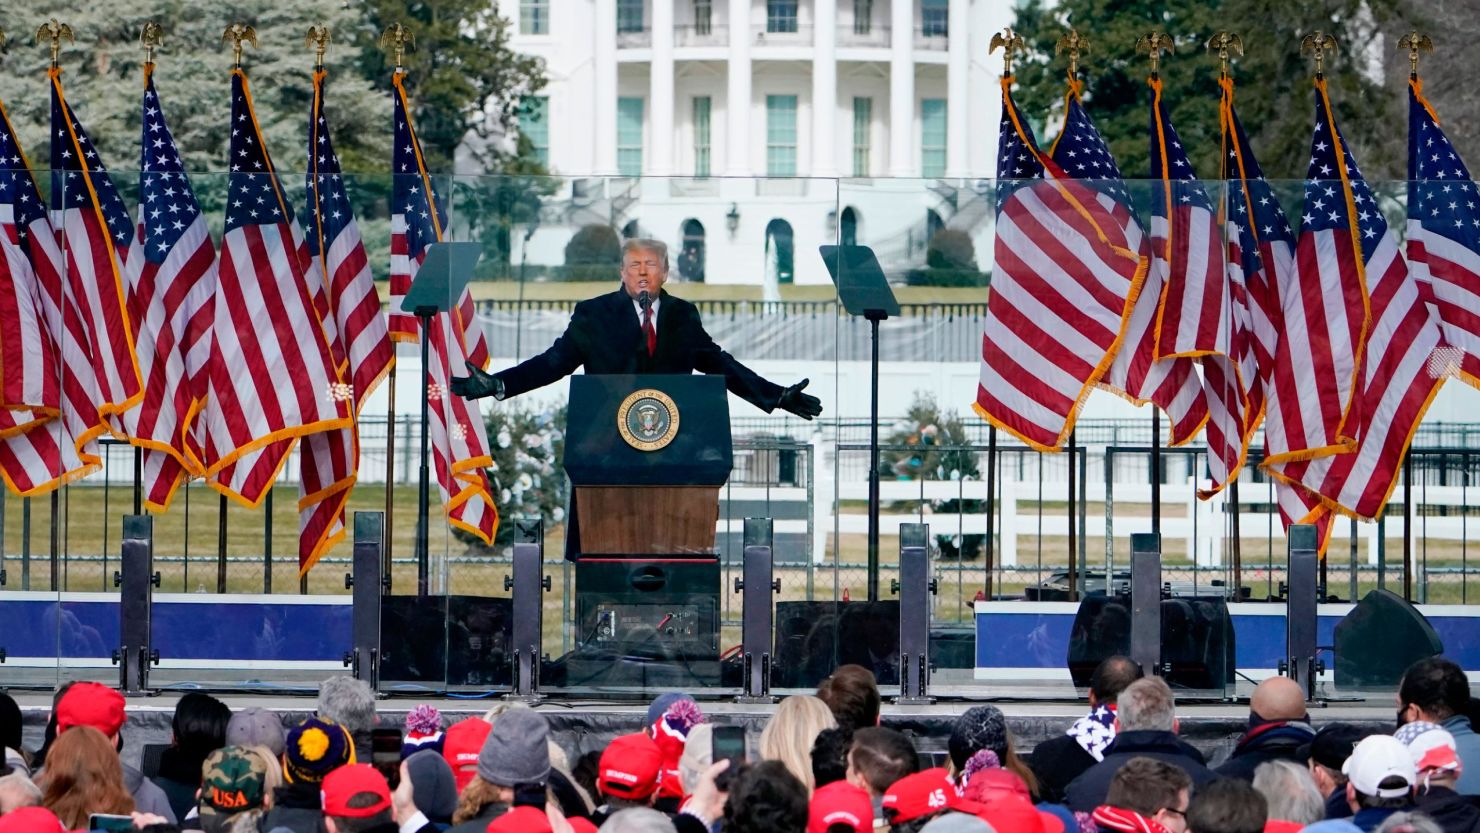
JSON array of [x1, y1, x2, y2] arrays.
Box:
[[643, 306, 657, 357]]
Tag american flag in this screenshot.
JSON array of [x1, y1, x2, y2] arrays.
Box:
[[1264, 80, 1371, 466], [49, 69, 143, 474], [1145, 77, 1240, 494], [1217, 79, 1311, 517], [0, 96, 73, 495], [1272, 78, 1446, 529], [387, 73, 490, 369], [1406, 78, 1480, 388], [297, 68, 395, 574], [118, 70, 217, 511], [199, 69, 349, 507], [1052, 85, 1207, 446], [974, 78, 1147, 451], [391, 71, 498, 542], [1149, 78, 1229, 362]]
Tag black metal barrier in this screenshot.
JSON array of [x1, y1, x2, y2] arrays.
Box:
[[1283, 524, 1321, 700], [114, 515, 159, 695], [346, 512, 386, 687], [1131, 532, 1162, 677], [895, 523, 935, 704], [737, 517, 778, 703], [507, 518, 548, 701]]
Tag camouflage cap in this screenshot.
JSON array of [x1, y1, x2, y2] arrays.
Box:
[[200, 746, 269, 818]]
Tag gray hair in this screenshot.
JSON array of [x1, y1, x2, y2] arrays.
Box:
[[0, 772, 42, 814], [622, 238, 669, 270], [1116, 677, 1176, 732], [317, 676, 376, 735], [598, 807, 677, 833], [1375, 812, 1445, 833], [1253, 760, 1325, 826]]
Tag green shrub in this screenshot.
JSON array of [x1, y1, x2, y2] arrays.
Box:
[[564, 224, 622, 266]]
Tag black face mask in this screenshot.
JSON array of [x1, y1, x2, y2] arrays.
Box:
[[1397, 705, 1411, 728]]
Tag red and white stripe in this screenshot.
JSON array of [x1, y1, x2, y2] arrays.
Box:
[[1265, 220, 1367, 465], [1153, 200, 1229, 360], [975, 178, 1148, 451], [119, 213, 216, 510], [1408, 218, 1480, 385], [1277, 232, 1445, 519], [201, 220, 350, 506], [1104, 248, 1209, 447]]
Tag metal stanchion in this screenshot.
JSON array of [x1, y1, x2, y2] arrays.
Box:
[[894, 523, 935, 704], [1130, 532, 1162, 677], [113, 515, 160, 695], [736, 517, 778, 704], [344, 512, 386, 689], [506, 518, 549, 702], [1282, 524, 1322, 701]]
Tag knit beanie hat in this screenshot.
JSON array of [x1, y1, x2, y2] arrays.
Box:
[[652, 699, 704, 800], [948, 706, 1007, 771], [404, 749, 458, 823], [476, 710, 550, 787], [402, 705, 444, 759], [283, 716, 355, 783], [645, 693, 694, 727]]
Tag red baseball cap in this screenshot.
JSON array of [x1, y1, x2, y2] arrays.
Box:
[[0, 807, 66, 833], [881, 768, 960, 824], [321, 764, 392, 818], [56, 682, 126, 737], [442, 718, 492, 791], [486, 806, 552, 833], [808, 781, 874, 833], [598, 733, 663, 800]]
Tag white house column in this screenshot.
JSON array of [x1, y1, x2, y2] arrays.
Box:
[[945, 0, 969, 177], [594, 0, 618, 174], [811, 0, 838, 177], [725, 0, 752, 176], [649, 0, 675, 175], [888, 0, 916, 176]]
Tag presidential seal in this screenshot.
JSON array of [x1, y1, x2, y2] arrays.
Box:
[[617, 388, 680, 451]]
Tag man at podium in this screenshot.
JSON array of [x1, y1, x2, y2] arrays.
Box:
[[450, 238, 823, 419]]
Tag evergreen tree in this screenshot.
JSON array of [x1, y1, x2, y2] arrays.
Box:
[[1010, 0, 1409, 184]]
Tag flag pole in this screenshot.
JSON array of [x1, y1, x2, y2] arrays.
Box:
[[985, 425, 996, 600], [1067, 429, 1078, 601], [1151, 411, 1162, 535]]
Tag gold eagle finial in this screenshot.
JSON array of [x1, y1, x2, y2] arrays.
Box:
[[1135, 32, 1173, 77], [222, 23, 258, 68], [1398, 32, 1434, 78], [35, 19, 74, 69], [379, 24, 415, 72], [1206, 31, 1243, 78], [1056, 29, 1089, 80], [990, 28, 1026, 76], [306, 24, 331, 69], [140, 22, 163, 66], [1300, 31, 1338, 77]]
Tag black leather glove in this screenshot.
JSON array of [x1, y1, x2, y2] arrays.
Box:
[[778, 378, 823, 420], [449, 361, 505, 401]]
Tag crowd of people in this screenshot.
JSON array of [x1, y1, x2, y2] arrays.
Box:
[[0, 655, 1477, 833]]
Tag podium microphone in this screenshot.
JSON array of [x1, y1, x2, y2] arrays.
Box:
[[638, 290, 651, 310]]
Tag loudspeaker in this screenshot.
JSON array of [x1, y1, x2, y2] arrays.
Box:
[[772, 601, 901, 689], [1334, 589, 1443, 689], [1067, 594, 1236, 690]]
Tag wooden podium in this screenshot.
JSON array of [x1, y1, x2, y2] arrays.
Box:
[[563, 375, 732, 558]]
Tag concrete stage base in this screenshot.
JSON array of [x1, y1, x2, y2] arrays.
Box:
[[5, 689, 1399, 774]]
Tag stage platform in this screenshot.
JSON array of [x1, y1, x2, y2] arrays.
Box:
[[4, 686, 1401, 774]]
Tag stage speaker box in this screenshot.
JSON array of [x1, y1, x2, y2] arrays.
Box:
[[565, 558, 722, 689], [1334, 589, 1443, 689], [1066, 595, 1236, 691], [772, 601, 902, 689], [379, 595, 513, 688]]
